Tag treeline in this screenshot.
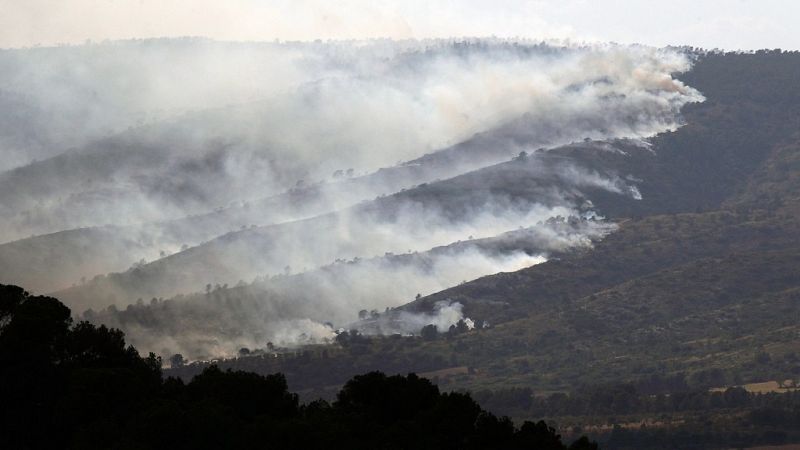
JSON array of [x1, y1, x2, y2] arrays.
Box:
[[0, 284, 598, 449], [475, 382, 800, 419], [474, 381, 800, 450], [170, 333, 453, 393]]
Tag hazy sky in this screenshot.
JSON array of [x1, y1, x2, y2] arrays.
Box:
[[1, 0, 798, 50]]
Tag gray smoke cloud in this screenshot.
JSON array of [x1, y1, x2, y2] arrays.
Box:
[[54, 145, 644, 313], [0, 39, 700, 242], [0, 38, 704, 359]]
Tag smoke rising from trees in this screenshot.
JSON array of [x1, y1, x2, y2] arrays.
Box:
[[0, 38, 703, 358]]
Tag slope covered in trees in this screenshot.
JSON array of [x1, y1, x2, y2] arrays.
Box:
[[404, 50, 800, 333]]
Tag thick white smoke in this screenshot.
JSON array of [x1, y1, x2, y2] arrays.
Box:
[[84, 218, 614, 359], [0, 39, 704, 358], [0, 40, 700, 242]]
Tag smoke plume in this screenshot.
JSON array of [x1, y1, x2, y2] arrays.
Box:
[[0, 38, 703, 358]]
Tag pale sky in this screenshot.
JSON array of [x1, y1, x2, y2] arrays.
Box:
[[1, 0, 798, 50]]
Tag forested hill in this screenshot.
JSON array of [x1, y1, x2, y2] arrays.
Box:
[[384, 49, 800, 395], [164, 52, 800, 450], [405, 49, 800, 324]]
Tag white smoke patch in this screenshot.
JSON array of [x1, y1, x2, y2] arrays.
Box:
[[287, 247, 551, 325], [553, 163, 643, 199], [399, 301, 472, 333], [267, 319, 337, 348], [81, 218, 611, 358], [357, 301, 475, 337]]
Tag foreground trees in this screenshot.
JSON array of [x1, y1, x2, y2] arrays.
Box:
[[0, 284, 596, 449]]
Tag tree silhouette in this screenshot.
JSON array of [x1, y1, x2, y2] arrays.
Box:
[[0, 284, 596, 449]]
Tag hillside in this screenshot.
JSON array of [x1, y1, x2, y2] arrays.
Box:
[[53, 142, 641, 311], [391, 51, 800, 391], [166, 51, 800, 401], [0, 123, 601, 295], [51, 49, 800, 368], [405, 50, 800, 321]]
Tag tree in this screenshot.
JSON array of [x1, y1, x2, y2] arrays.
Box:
[[421, 324, 438, 340], [0, 286, 72, 365], [170, 353, 185, 368]]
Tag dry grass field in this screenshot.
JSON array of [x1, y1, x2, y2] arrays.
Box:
[[711, 380, 799, 394]]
